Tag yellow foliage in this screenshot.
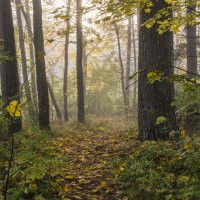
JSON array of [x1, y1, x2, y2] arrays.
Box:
[[183, 143, 192, 150], [6, 100, 21, 118], [147, 70, 164, 83]]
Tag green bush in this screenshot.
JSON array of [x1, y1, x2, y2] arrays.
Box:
[[0, 129, 70, 199], [115, 136, 200, 200]]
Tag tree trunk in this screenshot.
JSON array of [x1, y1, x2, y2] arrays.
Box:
[[125, 17, 132, 112], [47, 81, 62, 120], [186, 6, 197, 76], [63, 0, 71, 122], [20, 0, 38, 121], [185, 5, 199, 133], [32, 0, 50, 129], [114, 23, 127, 113], [83, 42, 87, 100], [138, 0, 177, 140], [0, 0, 22, 133], [132, 16, 138, 113], [15, 0, 33, 115], [76, 0, 85, 123]]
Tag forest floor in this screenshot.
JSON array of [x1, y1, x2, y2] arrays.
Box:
[[0, 118, 137, 200], [51, 119, 136, 200]]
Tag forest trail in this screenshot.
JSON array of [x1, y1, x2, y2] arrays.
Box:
[[53, 126, 135, 200]]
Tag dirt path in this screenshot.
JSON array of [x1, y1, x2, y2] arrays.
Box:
[[54, 128, 133, 200]]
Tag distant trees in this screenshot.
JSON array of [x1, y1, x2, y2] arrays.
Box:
[[76, 0, 85, 123], [114, 23, 127, 114], [138, 0, 177, 140], [0, 0, 22, 133], [15, 0, 33, 118], [21, 0, 38, 114], [32, 0, 50, 129], [125, 17, 132, 112], [63, 0, 71, 122]]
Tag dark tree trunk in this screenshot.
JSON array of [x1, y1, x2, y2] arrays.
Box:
[[186, 6, 197, 76], [114, 23, 127, 113], [76, 0, 85, 123], [0, 0, 22, 133], [15, 0, 33, 114], [32, 0, 50, 129], [63, 0, 71, 122], [138, 0, 177, 140], [125, 17, 132, 112], [47, 81, 62, 120]]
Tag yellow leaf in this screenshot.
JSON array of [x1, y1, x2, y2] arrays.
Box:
[[184, 144, 191, 150], [63, 185, 69, 193], [91, 189, 98, 193], [100, 181, 107, 187], [6, 100, 21, 118], [65, 175, 74, 180]]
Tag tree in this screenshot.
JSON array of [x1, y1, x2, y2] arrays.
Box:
[[0, 0, 22, 133], [19, 0, 38, 121], [32, 0, 50, 129], [114, 23, 127, 114], [186, 5, 197, 76], [15, 0, 33, 117], [47, 81, 62, 120], [138, 0, 177, 140], [63, 0, 71, 122], [132, 16, 138, 112], [76, 0, 85, 123], [125, 17, 132, 112], [185, 4, 199, 133]]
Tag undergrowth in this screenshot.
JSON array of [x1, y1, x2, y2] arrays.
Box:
[[114, 134, 200, 200], [0, 128, 70, 199]]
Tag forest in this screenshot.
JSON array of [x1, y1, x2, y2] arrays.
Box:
[[0, 0, 200, 199]]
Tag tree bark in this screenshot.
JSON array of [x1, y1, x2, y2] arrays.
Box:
[[63, 0, 71, 122], [47, 81, 62, 120], [186, 6, 197, 76], [185, 5, 199, 133], [32, 0, 50, 129], [76, 0, 85, 123], [138, 0, 177, 140], [0, 0, 22, 133]]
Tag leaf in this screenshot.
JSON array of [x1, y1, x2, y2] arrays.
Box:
[[147, 70, 164, 83], [63, 185, 69, 193], [65, 175, 74, 180], [6, 100, 21, 117], [156, 116, 167, 125], [100, 181, 107, 187], [47, 39, 54, 43]]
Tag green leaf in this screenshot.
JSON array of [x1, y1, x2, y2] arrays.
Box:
[[156, 116, 167, 125]]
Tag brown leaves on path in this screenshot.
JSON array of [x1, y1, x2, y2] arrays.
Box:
[[51, 125, 134, 200]]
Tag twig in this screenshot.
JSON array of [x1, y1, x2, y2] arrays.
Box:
[[3, 132, 14, 200], [125, 80, 138, 89], [171, 65, 200, 77]]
